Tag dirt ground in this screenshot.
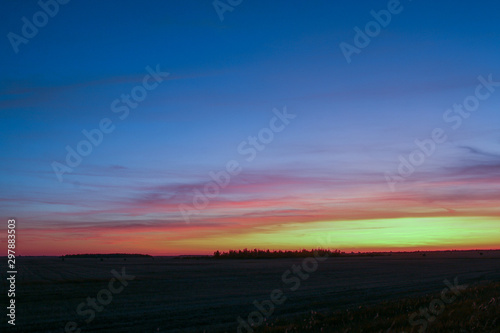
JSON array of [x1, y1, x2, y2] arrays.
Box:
[[1, 250, 499, 332]]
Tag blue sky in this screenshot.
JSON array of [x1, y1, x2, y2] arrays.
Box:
[[1, 0, 500, 254]]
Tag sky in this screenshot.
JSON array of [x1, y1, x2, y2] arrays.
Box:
[[1, 0, 500, 255]]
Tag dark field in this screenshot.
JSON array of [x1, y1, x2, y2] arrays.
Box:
[[1, 251, 500, 332]]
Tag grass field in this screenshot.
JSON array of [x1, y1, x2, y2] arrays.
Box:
[[1, 250, 499, 332]]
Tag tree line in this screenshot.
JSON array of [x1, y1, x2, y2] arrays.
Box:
[[213, 248, 345, 259]]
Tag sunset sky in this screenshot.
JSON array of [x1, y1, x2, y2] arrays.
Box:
[[1, 0, 500, 255]]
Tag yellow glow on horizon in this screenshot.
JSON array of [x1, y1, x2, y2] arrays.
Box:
[[20, 216, 500, 255], [166, 216, 500, 254]]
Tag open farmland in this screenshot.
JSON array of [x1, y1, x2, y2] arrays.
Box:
[[1, 251, 500, 332]]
